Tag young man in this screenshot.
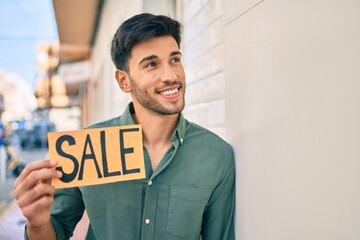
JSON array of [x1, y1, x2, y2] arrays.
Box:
[[14, 13, 235, 240]]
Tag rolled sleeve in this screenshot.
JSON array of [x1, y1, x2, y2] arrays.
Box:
[[50, 187, 85, 239]]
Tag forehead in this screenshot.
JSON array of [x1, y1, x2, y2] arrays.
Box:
[[130, 35, 180, 63]]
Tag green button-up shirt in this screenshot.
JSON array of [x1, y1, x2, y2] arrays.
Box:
[[46, 103, 235, 240]]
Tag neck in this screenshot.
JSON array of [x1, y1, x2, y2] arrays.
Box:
[[132, 105, 179, 149]]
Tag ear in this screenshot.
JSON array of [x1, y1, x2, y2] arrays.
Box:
[[115, 70, 131, 93]]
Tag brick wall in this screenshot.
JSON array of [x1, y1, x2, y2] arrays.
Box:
[[181, 0, 226, 139]]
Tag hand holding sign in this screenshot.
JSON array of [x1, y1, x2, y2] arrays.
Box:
[[13, 159, 62, 236], [48, 125, 146, 189]]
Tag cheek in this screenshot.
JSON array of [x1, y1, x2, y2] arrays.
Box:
[[134, 78, 157, 93], [174, 67, 185, 80]]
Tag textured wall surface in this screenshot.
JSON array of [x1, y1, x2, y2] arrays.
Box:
[[182, 0, 226, 138]]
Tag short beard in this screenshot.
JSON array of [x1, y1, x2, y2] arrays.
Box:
[[129, 77, 185, 115]]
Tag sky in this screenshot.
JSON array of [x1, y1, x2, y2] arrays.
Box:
[[0, 0, 58, 89]]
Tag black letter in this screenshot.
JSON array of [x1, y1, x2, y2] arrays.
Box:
[[101, 130, 121, 177], [120, 128, 141, 175], [78, 134, 103, 180], [55, 135, 78, 183]]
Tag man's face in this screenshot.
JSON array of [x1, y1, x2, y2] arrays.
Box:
[[127, 35, 186, 115]]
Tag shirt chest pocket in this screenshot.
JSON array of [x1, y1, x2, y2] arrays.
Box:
[[166, 185, 212, 239]]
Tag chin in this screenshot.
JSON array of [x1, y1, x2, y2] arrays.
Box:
[[155, 103, 185, 115]]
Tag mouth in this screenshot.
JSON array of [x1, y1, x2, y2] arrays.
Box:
[[157, 86, 181, 98], [159, 87, 179, 96]]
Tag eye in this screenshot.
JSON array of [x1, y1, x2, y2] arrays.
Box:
[[144, 62, 157, 68], [171, 57, 181, 63]]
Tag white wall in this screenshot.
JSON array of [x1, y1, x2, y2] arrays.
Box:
[[181, 0, 227, 138], [224, 0, 360, 239]]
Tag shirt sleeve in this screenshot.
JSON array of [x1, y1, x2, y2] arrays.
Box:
[[50, 187, 85, 239], [201, 148, 236, 240]]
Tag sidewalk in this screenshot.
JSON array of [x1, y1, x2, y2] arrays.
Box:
[[0, 201, 26, 240]]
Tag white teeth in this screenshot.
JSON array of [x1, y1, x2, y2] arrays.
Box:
[[160, 88, 178, 96]]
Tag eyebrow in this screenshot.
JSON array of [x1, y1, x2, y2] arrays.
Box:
[[138, 51, 182, 66], [171, 51, 182, 56]]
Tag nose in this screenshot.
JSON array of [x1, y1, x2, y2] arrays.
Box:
[[160, 64, 177, 83]]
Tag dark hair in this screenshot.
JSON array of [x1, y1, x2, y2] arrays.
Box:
[[111, 13, 183, 72]]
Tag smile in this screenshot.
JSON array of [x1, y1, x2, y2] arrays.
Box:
[[158, 87, 179, 96]]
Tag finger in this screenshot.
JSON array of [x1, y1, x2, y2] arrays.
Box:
[[14, 168, 61, 200], [43, 170, 62, 185], [14, 159, 57, 188], [16, 167, 61, 193], [21, 195, 54, 223], [16, 183, 55, 209]]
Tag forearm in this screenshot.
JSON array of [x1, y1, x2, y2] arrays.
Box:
[[26, 220, 56, 240]]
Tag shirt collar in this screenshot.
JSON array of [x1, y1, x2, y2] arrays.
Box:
[[120, 102, 136, 125], [121, 102, 186, 145], [173, 113, 186, 145]]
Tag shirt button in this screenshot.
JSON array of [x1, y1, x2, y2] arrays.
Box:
[[148, 180, 152, 186], [145, 219, 150, 224], [180, 138, 184, 144]]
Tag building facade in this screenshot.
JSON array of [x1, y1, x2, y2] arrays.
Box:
[[59, 0, 360, 239]]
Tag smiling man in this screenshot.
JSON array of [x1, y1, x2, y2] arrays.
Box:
[[14, 13, 235, 240]]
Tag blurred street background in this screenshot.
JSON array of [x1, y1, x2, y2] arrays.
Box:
[[0, 0, 81, 239], [0, 0, 60, 238]]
